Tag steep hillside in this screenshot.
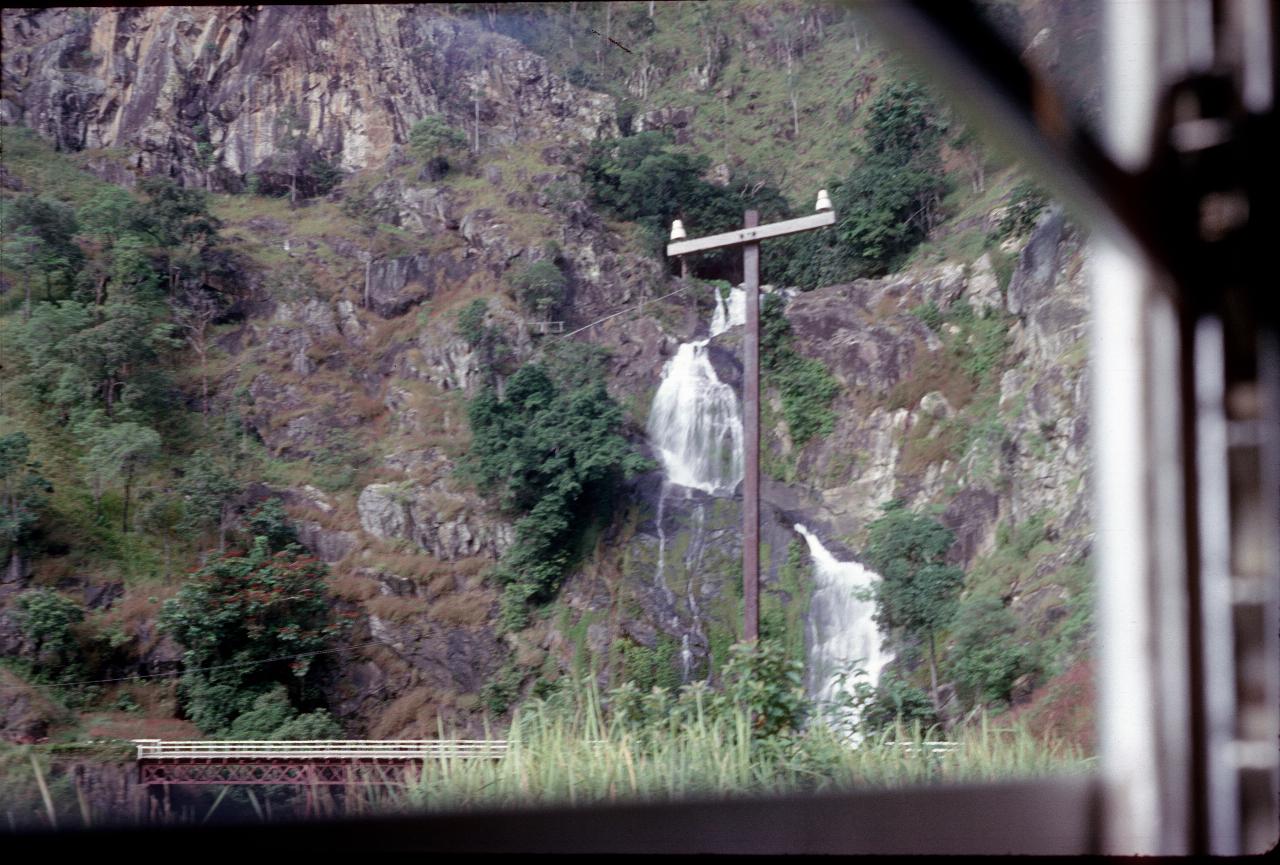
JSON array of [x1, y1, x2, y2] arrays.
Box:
[[1, 0, 1093, 782]]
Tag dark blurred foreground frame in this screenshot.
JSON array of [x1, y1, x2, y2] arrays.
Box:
[[10, 777, 1098, 855], [10, 1, 1274, 854], [857, 0, 1278, 856]]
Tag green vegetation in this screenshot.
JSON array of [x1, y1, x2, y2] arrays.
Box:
[[863, 501, 965, 713], [400, 673, 1087, 814], [950, 593, 1038, 705], [584, 130, 789, 275], [760, 292, 840, 446], [995, 179, 1049, 240], [455, 298, 489, 346], [508, 258, 567, 318], [158, 534, 341, 734], [1, 432, 52, 572], [465, 343, 650, 628], [766, 79, 948, 288], [12, 588, 86, 682], [408, 115, 469, 180]]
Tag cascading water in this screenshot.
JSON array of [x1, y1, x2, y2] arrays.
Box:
[[646, 287, 745, 680], [795, 524, 892, 722], [646, 288, 745, 494]]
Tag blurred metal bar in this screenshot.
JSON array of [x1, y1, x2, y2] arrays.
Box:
[[11, 777, 1100, 854], [852, 1, 1157, 270]]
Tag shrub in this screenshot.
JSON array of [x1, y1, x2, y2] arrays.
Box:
[[159, 538, 339, 732], [759, 293, 840, 446], [220, 685, 342, 739], [13, 588, 85, 678], [408, 115, 468, 179], [950, 593, 1036, 706], [723, 639, 808, 738], [995, 180, 1049, 240], [455, 298, 489, 346], [465, 343, 650, 622], [243, 497, 298, 552], [508, 259, 567, 318], [842, 669, 939, 735]]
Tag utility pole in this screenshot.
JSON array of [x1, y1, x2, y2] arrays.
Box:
[[667, 191, 834, 642]]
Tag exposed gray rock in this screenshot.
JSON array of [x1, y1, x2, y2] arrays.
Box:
[[966, 252, 1002, 313], [83, 582, 124, 611], [295, 521, 358, 563], [2, 7, 618, 189], [919, 391, 953, 420], [366, 254, 431, 319], [1006, 205, 1065, 316], [357, 481, 512, 560]]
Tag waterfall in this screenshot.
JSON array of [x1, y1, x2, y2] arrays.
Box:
[[645, 287, 746, 681], [795, 524, 892, 722], [646, 288, 745, 494]]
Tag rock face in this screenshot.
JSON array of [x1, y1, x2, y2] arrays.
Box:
[[1, 6, 616, 188], [357, 481, 513, 561], [760, 225, 1091, 562]]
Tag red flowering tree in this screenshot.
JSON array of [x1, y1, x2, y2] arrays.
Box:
[[160, 537, 342, 733]]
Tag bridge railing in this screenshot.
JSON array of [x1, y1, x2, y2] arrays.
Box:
[[132, 739, 510, 760]]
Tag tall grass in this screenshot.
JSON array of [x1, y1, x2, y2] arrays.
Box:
[[402, 677, 1094, 813]]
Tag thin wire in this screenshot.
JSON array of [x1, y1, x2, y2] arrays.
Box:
[[0, 640, 386, 690], [545, 280, 701, 341]]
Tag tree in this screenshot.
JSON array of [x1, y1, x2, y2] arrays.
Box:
[[177, 452, 239, 552], [0, 432, 52, 581], [584, 131, 790, 277], [863, 501, 965, 713], [466, 343, 649, 624], [508, 259, 567, 318], [14, 588, 84, 678], [408, 115, 468, 180], [6, 196, 82, 313], [81, 422, 162, 532], [764, 80, 950, 291], [837, 81, 948, 275], [159, 538, 338, 732], [950, 593, 1036, 707], [130, 177, 221, 255], [171, 286, 222, 420]]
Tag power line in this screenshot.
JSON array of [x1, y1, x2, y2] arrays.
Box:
[[546, 280, 702, 342]]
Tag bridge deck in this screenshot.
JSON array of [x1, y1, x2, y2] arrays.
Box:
[[133, 739, 509, 760]]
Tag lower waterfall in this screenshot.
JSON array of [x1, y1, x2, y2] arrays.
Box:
[[795, 524, 892, 725]]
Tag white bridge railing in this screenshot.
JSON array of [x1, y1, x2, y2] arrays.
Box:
[[132, 739, 956, 760], [132, 740, 510, 760]]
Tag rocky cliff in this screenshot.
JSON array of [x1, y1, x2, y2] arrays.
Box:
[[2, 6, 615, 189], [1, 3, 1093, 743]]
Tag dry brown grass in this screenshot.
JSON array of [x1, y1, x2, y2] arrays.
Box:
[[329, 571, 380, 603], [427, 590, 494, 627], [370, 686, 439, 738], [103, 587, 178, 631], [364, 593, 430, 623], [887, 342, 975, 412], [897, 414, 964, 477], [349, 390, 386, 423]]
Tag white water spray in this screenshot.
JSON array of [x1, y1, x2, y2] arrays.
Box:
[[794, 524, 892, 715], [646, 288, 745, 494]]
